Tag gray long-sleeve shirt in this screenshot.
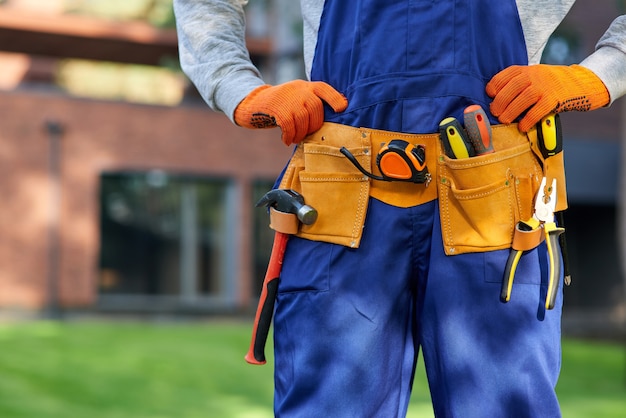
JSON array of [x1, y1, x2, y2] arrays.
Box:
[[174, 0, 626, 122]]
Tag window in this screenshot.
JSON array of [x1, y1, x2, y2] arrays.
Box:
[[98, 170, 236, 310]]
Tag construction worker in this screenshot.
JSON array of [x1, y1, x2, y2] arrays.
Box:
[[174, 1, 626, 416]]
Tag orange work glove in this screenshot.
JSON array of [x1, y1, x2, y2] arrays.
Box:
[[234, 79, 348, 146], [486, 64, 609, 132]]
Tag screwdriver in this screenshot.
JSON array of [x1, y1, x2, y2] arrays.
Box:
[[463, 105, 494, 155], [439, 117, 475, 159]]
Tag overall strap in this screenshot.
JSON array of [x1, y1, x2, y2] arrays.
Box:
[[311, 0, 528, 133]]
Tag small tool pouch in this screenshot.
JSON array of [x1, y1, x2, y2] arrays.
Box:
[[511, 218, 545, 251], [269, 207, 299, 234], [437, 124, 561, 255], [279, 123, 371, 248]]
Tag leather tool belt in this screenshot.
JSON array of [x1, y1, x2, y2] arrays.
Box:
[[277, 122, 567, 254]]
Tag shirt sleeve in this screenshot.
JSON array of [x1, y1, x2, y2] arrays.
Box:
[[580, 15, 626, 104], [173, 0, 265, 121]]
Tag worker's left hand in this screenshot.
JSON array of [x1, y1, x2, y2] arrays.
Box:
[[486, 64, 609, 132]]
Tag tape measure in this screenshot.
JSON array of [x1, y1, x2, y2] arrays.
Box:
[[340, 139, 431, 185]]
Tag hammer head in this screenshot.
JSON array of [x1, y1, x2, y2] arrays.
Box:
[[256, 189, 318, 225]]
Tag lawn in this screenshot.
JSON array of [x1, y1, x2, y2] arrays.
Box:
[[0, 320, 624, 417]]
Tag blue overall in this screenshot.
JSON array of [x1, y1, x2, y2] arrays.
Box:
[[273, 1, 563, 416]]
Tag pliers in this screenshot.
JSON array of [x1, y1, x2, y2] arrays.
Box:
[[501, 177, 565, 310]]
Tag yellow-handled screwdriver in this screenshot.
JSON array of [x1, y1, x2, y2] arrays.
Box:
[[439, 117, 475, 159]]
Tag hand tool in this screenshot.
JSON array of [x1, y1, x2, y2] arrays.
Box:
[[245, 189, 317, 365], [501, 216, 541, 303], [340, 139, 431, 185], [501, 177, 564, 310], [556, 211, 571, 286], [463, 104, 494, 155], [438, 117, 475, 159], [256, 188, 318, 226], [537, 113, 571, 284]]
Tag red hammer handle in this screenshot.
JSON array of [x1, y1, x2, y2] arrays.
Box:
[[245, 231, 289, 365]]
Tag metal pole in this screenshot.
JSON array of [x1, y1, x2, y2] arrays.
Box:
[[44, 120, 64, 319], [180, 183, 198, 302]]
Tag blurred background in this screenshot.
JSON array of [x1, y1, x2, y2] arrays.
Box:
[[0, 0, 624, 417]]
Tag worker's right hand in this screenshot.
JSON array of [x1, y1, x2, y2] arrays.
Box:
[[234, 80, 348, 146]]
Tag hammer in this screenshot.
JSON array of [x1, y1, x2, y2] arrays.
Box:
[[245, 189, 317, 365]]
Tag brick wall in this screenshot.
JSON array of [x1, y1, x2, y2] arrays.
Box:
[[0, 89, 292, 309]]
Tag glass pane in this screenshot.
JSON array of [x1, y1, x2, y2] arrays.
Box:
[[98, 171, 229, 298]]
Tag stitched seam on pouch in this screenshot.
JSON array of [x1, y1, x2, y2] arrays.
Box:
[[370, 131, 437, 141], [514, 178, 523, 221], [300, 176, 365, 182], [441, 185, 453, 246], [507, 183, 514, 232], [305, 149, 362, 157], [353, 183, 368, 239], [452, 183, 509, 200], [445, 148, 529, 169]]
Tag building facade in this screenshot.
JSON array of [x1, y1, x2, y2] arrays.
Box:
[[0, 1, 623, 335]]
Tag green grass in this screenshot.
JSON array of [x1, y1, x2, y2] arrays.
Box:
[[0, 320, 624, 417]]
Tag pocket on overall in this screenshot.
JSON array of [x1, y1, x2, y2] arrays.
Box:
[[437, 142, 542, 255], [281, 142, 371, 248]]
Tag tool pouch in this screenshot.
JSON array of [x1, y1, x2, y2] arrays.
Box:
[[279, 124, 371, 248], [437, 124, 557, 255], [278, 123, 439, 248]]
